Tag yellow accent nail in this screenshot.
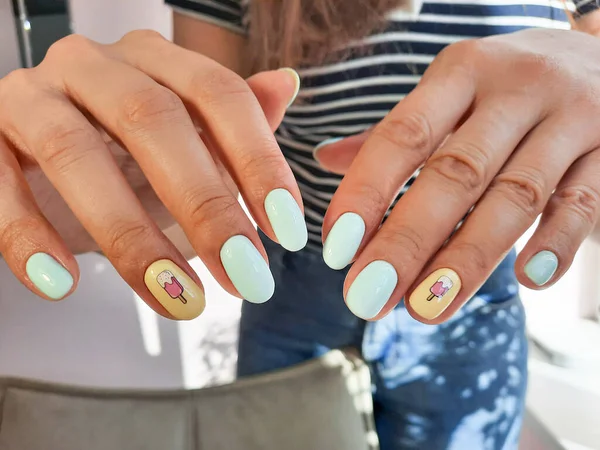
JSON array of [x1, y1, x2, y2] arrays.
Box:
[[409, 268, 461, 320], [144, 259, 205, 320]]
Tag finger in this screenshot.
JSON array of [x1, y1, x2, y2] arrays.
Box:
[[112, 31, 307, 252], [517, 150, 600, 289], [406, 114, 595, 324], [246, 68, 300, 131], [0, 137, 78, 301], [313, 131, 370, 175], [341, 97, 540, 318], [41, 36, 276, 303], [0, 70, 205, 320], [322, 60, 475, 272]]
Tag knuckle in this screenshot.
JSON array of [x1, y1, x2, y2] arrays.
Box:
[[117, 86, 186, 133], [0, 216, 45, 253], [553, 184, 600, 225], [238, 149, 287, 185], [104, 220, 155, 261], [120, 29, 165, 45], [490, 168, 547, 218], [188, 68, 250, 106], [46, 34, 94, 61], [0, 69, 36, 102], [427, 145, 488, 193], [35, 124, 97, 174], [182, 186, 239, 231], [371, 113, 433, 160], [452, 241, 490, 273], [353, 184, 390, 220], [521, 53, 561, 80], [378, 224, 425, 265]]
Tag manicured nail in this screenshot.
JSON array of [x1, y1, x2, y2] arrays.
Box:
[[323, 212, 365, 270], [279, 67, 300, 107], [220, 235, 275, 304], [264, 188, 308, 252], [346, 260, 398, 319], [313, 137, 343, 162], [26, 253, 74, 300], [409, 268, 461, 320], [145, 259, 206, 320], [525, 250, 558, 286]]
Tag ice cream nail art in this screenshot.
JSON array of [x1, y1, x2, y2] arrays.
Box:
[[409, 269, 461, 320], [145, 260, 205, 320]]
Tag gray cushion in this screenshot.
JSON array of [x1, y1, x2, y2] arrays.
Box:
[[0, 350, 374, 450]]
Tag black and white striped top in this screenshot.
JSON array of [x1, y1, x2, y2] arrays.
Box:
[[166, 0, 599, 250]]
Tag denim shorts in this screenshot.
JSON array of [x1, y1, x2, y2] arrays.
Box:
[[237, 233, 528, 450]]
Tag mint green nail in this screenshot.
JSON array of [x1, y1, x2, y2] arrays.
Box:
[[220, 235, 275, 304], [313, 137, 343, 160], [346, 260, 397, 320], [26, 253, 73, 300], [264, 189, 308, 252], [323, 213, 365, 270], [525, 250, 558, 286]]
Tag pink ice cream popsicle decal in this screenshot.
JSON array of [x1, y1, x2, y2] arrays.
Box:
[[157, 270, 187, 304], [427, 276, 453, 302]]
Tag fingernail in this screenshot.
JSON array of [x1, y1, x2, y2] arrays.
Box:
[[313, 137, 343, 162], [409, 268, 461, 320], [346, 260, 397, 319], [220, 235, 275, 304], [278, 67, 300, 108], [324, 212, 365, 270], [26, 253, 74, 300], [525, 250, 558, 286], [145, 260, 206, 320], [264, 188, 308, 252]]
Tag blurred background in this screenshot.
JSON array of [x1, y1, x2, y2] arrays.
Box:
[[0, 1, 599, 449]]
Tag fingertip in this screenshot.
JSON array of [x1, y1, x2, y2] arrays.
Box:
[[277, 67, 301, 107], [25, 252, 77, 301]]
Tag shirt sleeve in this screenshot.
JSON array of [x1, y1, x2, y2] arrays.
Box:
[[573, 0, 600, 17], [165, 0, 246, 34]]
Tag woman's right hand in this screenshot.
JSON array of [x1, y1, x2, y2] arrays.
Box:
[[0, 30, 306, 320]]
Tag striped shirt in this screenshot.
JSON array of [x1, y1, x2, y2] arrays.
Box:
[[166, 0, 599, 250]]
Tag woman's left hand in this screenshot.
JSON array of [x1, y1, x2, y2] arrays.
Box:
[[317, 28, 600, 324]]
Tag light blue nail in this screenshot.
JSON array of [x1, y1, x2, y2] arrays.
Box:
[[346, 260, 398, 320], [525, 250, 558, 286], [313, 137, 343, 160], [220, 235, 275, 304], [264, 189, 308, 252], [26, 253, 73, 300], [323, 213, 365, 270]]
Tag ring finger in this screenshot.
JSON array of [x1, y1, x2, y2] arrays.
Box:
[[407, 114, 595, 323]]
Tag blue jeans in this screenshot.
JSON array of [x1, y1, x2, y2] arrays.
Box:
[[238, 234, 528, 450]]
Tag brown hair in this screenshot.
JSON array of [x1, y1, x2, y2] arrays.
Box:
[[247, 0, 404, 72], [247, 1, 578, 73]]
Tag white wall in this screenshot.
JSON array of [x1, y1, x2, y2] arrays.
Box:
[[69, 0, 172, 42], [0, 0, 21, 77]]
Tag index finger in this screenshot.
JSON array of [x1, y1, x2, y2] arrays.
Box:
[[322, 54, 475, 271]]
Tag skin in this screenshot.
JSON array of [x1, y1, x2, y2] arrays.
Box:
[[0, 24, 298, 318], [2, 10, 600, 323], [317, 14, 600, 324]]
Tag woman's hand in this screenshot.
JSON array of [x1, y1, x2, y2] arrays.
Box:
[[0, 31, 305, 320], [318, 28, 600, 324]]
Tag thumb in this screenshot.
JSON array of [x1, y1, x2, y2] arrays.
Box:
[[246, 68, 300, 132], [313, 130, 371, 175]]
